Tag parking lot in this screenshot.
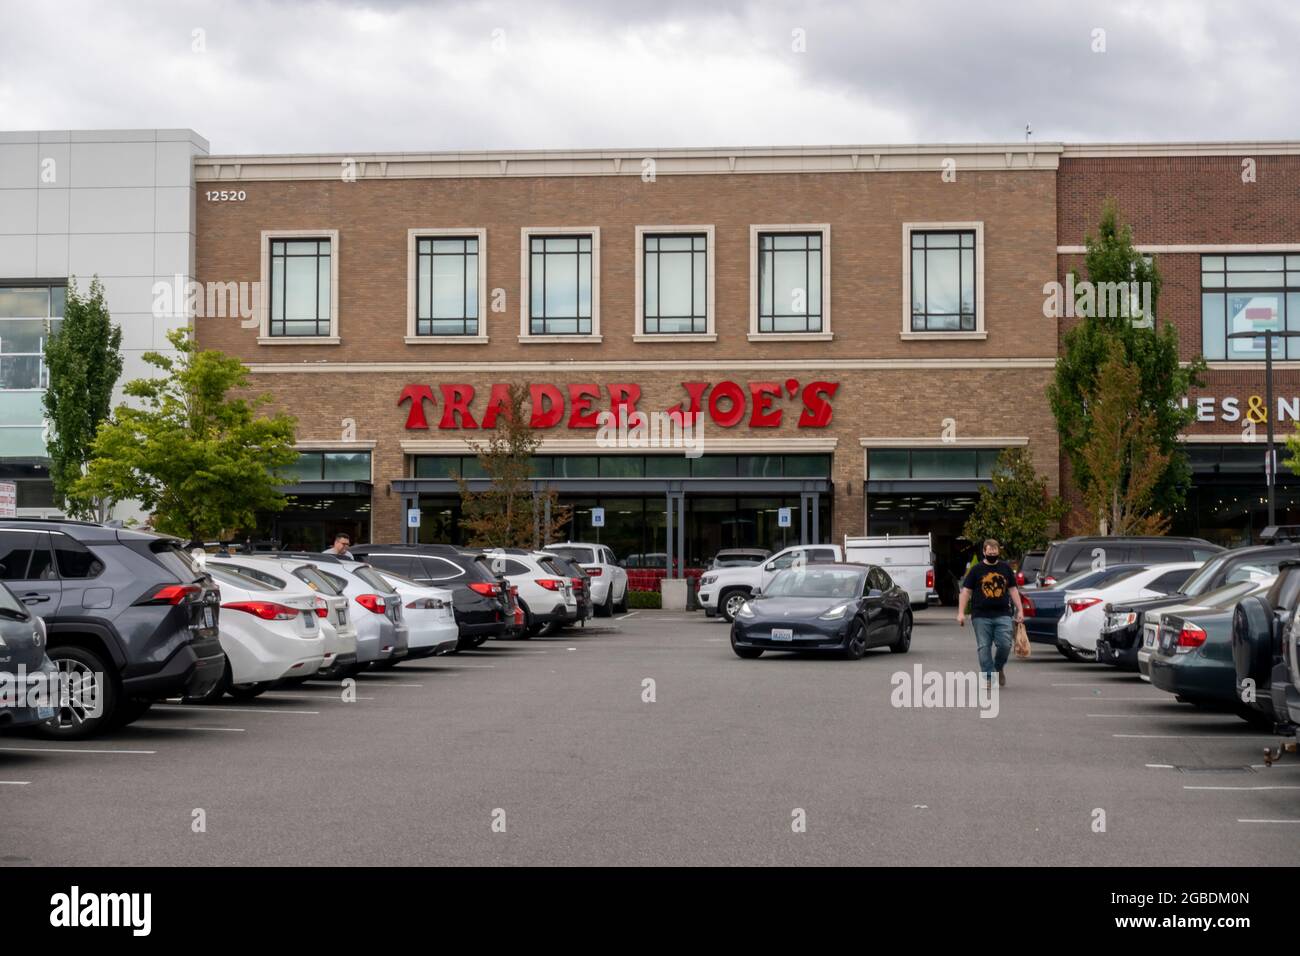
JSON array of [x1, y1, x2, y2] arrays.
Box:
[[2, 608, 1297, 867]]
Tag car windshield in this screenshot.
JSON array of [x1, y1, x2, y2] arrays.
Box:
[[209, 566, 274, 591], [547, 546, 594, 564], [350, 565, 397, 593], [0, 584, 28, 619], [293, 565, 341, 595], [716, 552, 767, 565], [766, 567, 866, 599], [1178, 552, 1234, 596]]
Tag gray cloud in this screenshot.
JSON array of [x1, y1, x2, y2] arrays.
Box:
[[0, 0, 1293, 152]]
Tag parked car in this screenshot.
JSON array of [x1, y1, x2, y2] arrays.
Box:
[[0, 519, 225, 739], [700, 543, 843, 622], [368, 568, 460, 661], [1016, 550, 1045, 588], [482, 549, 579, 637], [1137, 581, 1265, 682], [709, 548, 771, 569], [1018, 563, 1156, 645], [1037, 536, 1222, 587], [207, 553, 358, 681], [0, 581, 58, 731], [544, 542, 629, 616], [195, 564, 326, 700], [349, 544, 509, 649], [730, 563, 911, 659], [1055, 563, 1201, 662], [1232, 559, 1300, 731], [1150, 577, 1277, 727], [843, 534, 936, 610], [538, 551, 594, 623], [1100, 544, 1300, 670]]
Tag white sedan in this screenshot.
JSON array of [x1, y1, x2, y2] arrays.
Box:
[[199, 564, 327, 700], [1057, 563, 1201, 662], [371, 569, 460, 664]]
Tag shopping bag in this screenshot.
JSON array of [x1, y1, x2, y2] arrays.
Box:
[[1013, 621, 1031, 658]]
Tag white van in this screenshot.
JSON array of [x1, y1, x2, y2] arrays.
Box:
[[843, 534, 936, 610]]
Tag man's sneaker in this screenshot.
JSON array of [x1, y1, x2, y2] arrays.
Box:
[[998, 671, 1007, 687]]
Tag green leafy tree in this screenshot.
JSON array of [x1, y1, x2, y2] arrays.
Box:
[[73, 328, 297, 542], [1047, 199, 1205, 516], [962, 447, 1067, 564], [457, 384, 570, 547], [1079, 341, 1171, 535], [42, 277, 123, 518]]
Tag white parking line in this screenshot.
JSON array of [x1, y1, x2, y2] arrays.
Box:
[[1069, 696, 1166, 700], [621, 611, 640, 619], [365, 682, 423, 688], [0, 746, 156, 755], [1237, 818, 1300, 824], [1088, 712, 1228, 718], [437, 664, 495, 669], [1185, 785, 1300, 791], [186, 726, 247, 733], [1113, 733, 1284, 740], [0, 780, 31, 785], [1145, 763, 1176, 768], [155, 704, 319, 716]]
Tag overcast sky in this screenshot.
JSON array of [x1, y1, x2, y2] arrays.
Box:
[[1, 0, 1294, 154]]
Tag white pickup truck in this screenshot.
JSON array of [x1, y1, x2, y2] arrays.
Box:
[[698, 535, 937, 622]]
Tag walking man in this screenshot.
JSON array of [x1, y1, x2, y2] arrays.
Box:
[[324, 532, 354, 560], [956, 538, 1023, 688]]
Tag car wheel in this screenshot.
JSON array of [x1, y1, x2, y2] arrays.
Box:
[[517, 600, 535, 639], [614, 586, 628, 614], [719, 588, 750, 623], [36, 645, 118, 740], [537, 620, 560, 637], [227, 682, 269, 700], [184, 656, 233, 704], [1057, 643, 1091, 663], [890, 612, 913, 653], [596, 588, 613, 618], [111, 698, 154, 728], [842, 618, 867, 660], [729, 632, 763, 660]]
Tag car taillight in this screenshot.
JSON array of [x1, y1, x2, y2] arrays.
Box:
[[356, 593, 388, 614], [571, 577, 583, 589], [1067, 597, 1103, 613], [222, 600, 297, 621], [406, 597, 448, 610], [1020, 594, 1036, 618], [145, 584, 200, 605], [314, 597, 329, 618], [1043, 576, 1057, 586], [1016, 571, 1025, 586], [537, 578, 563, 591], [468, 581, 501, 597], [584, 566, 603, 576], [1177, 622, 1208, 648], [926, 568, 934, 589]]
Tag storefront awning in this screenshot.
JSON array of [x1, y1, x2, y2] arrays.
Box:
[[866, 479, 992, 494], [392, 477, 831, 494], [277, 480, 374, 495]]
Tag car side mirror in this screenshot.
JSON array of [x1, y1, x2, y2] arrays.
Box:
[[867, 588, 883, 599], [764, 562, 777, 572], [751, 587, 762, 597]]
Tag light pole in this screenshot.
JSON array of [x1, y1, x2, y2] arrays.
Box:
[[1225, 328, 1300, 528]]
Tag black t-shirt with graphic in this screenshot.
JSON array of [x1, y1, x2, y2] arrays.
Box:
[[962, 560, 1017, 618]]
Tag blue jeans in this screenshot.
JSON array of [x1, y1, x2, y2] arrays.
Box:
[[972, 615, 1013, 677]]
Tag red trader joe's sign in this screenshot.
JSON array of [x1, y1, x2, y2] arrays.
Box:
[[398, 380, 838, 430]]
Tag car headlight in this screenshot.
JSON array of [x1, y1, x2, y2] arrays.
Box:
[[701, 575, 716, 586], [736, 601, 755, 619], [818, 603, 852, 621]]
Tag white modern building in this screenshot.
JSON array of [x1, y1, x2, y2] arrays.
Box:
[[0, 128, 208, 515]]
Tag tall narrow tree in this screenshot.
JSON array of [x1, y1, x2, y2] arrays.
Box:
[[42, 277, 123, 519]]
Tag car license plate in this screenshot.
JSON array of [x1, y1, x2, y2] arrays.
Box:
[[770, 628, 794, 642], [1143, 624, 1156, 648], [303, 611, 316, 629], [202, 604, 216, 629]]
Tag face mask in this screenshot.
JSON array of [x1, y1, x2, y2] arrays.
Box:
[[983, 553, 999, 563]]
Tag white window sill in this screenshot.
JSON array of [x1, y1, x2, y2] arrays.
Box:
[[633, 333, 717, 343], [900, 331, 988, 341], [257, 335, 341, 346], [747, 332, 833, 342], [518, 334, 603, 344], [404, 335, 489, 345]]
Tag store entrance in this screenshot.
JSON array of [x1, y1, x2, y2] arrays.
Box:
[[866, 492, 981, 605]]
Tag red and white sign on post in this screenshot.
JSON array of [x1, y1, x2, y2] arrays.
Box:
[[0, 481, 16, 518]]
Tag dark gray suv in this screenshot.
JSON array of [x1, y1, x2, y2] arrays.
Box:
[[0, 519, 225, 739]]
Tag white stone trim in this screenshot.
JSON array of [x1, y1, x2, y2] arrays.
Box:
[[196, 144, 1066, 183], [519, 226, 600, 343], [634, 224, 716, 339], [859, 436, 1029, 448], [902, 221, 985, 338], [294, 440, 377, 450], [1061, 142, 1300, 158], [748, 223, 831, 339], [406, 227, 488, 343], [1058, 243, 1300, 255], [245, 357, 1057, 374], [258, 229, 339, 343]]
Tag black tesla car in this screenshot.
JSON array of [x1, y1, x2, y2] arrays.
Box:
[[729, 563, 912, 659]]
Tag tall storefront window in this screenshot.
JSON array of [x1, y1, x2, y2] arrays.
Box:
[[416, 236, 479, 335], [643, 233, 707, 334], [757, 232, 823, 332], [910, 230, 976, 332], [528, 235, 593, 335], [1170, 443, 1300, 546], [269, 238, 332, 336], [1201, 254, 1300, 360], [0, 283, 65, 462]]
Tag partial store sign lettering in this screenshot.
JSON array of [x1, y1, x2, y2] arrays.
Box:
[[398, 380, 838, 430]]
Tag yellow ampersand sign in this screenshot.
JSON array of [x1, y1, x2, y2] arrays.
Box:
[[1246, 395, 1268, 424]]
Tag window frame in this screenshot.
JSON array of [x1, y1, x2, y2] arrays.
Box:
[[519, 226, 601, 343], [900, 222, 986, 340], [1200, 253, 1300, 362], [258, 229, 340, 345], [748, 224, 832, 341], [405, 227, 489, 344], [634, 225, 717, 341]]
